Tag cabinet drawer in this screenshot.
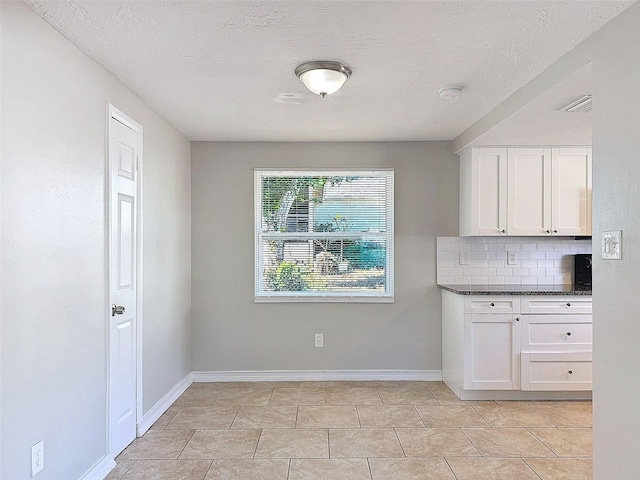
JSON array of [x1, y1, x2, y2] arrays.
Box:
[[521, 352, 592, 391], [521, 296, 592, 314], [524, 317, 592, 351], [464, 296, 517, 314]]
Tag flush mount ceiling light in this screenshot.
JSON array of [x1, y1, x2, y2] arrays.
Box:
[[439, 85, 463, 99], [295, 61, 352, 98]]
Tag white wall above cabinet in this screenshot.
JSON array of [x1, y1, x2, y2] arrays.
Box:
[[459, 147, 592, 236]]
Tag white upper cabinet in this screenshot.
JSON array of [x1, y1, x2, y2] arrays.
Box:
[[551, 148, 592, 236], [507, 147, 552, 235], [459, 148, 508, 236], [459, 147, 592, 236]]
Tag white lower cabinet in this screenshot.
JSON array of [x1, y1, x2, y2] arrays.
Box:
[[465, 312, 520, 390], [520, 297, 592, 391], [442, 290, 592, 399]]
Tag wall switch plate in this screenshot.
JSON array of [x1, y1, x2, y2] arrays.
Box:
[[602, 230, 622, 259], [314, 333, 323, 348], [507, 251, 517, 265], [31, 440, 44, 476]]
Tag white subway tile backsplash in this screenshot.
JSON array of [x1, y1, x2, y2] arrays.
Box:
[[487, 277, 505, 285], [436, 236, 591, 286]]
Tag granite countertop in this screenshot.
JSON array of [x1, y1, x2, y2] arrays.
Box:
[[438, 284, 592, 296]]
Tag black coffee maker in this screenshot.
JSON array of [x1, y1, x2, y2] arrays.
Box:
[[574, 254, 592, 288]]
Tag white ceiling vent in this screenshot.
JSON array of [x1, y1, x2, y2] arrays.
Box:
[[559, 95, 592, 112]]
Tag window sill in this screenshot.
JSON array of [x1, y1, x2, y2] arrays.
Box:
[[254, 294, 394, 304]]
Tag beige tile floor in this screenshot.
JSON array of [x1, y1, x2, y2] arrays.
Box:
[[108, 381, 592, 480]]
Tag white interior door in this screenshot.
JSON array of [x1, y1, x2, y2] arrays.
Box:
[[108, 107, 141, 456]]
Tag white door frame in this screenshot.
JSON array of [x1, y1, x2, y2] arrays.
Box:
[[106, 103, 144, 452]]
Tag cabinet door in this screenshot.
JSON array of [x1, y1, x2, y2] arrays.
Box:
[[507, 148, 552, 235], [552, 148, 592, 235], [459, 148, 507, 236], [464, 313, 520, 390]]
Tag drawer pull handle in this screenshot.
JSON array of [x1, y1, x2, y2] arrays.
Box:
[[490, 303, 495, 307], [566, 332, 572, 336], [566, 303, 571, 307], [568, 370, 573, 375]]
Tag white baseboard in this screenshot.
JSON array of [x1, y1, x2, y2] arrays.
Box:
[[191, 369, 442, 383], [78, 454, 116, 480], [137, 373, 192, 436]]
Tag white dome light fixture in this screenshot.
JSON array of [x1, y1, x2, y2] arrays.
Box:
[[439, 85, 463, 99], [295, 61, 352, 98]]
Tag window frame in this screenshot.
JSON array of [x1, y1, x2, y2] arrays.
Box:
[[254, 168, 394, 303]]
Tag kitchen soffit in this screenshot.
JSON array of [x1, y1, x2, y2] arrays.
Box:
[[25, 1, 633, 142]]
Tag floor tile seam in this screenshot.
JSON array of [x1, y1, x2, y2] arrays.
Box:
[[527, 405, 562, 427], [457, 427, 484, 457], [252, 428, 264, 459], [391, 427, 408, 458], [442, 456, 461, 480], [169, 405, 183, 424], [411, 404, 427, 428], [227, 405, 241, 430], [524, 426, 561, 458], [198, 459, 215, 480], [520, 457, 548, 480], [366, 457, 374, 480], [116, 459, 136, 480]]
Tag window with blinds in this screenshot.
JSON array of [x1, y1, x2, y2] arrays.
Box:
[[255, 170, 394, 302]]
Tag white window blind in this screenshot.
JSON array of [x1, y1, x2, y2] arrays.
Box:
[[255, 170, 394, 302]]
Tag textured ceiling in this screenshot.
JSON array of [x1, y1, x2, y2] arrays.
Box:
[[25, 1, 632, 141]]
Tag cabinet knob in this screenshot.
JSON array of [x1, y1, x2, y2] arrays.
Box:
[[553, 230, 558, 234], [566, 303, 571, 307], [566, 332, 572, 336], [490, 302, 495, 307], [516, 317, 520, 322], [501, 229, 506, 234], [568, 370, 573, 375], [546, 230, 551, 234]]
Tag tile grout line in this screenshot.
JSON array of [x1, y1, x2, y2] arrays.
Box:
[[458, 427, 483, 457], [520, 458, 544, 480], [524, 426, 559, 458], [443, 457, 461, 480]]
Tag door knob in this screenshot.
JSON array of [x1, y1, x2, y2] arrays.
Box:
[[112, 304, 126, 316]]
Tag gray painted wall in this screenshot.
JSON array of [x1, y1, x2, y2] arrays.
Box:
[[191, 141, 458, 373], [590, 2, 640, 478], [0, 3, 191, 479]]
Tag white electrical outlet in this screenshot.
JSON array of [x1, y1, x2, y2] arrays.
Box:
[[507, 251, 517, 265], [31, 440, 44, 476], [459, 251, 469, 265], [314, 333, 324, 348]]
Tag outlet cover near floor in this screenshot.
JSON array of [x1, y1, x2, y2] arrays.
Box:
[[31, 440, 44, 476]]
